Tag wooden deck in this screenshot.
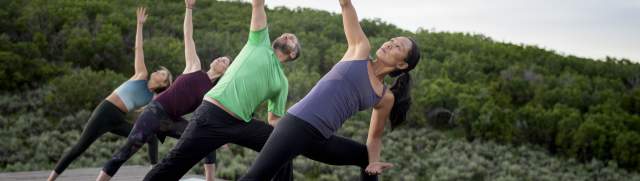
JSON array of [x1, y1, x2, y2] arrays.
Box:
[[0, 165, 216, 181]]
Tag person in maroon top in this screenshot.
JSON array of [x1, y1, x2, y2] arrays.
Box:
[[95, 1, 230, 180]]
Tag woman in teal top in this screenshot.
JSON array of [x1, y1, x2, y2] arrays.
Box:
[[47, 7, 173, 181]]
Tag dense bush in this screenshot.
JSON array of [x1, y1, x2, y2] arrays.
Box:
[[45, 68, 126, 117], [208, 121, 640, 180]]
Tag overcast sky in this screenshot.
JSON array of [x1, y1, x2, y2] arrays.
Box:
[[236, 0, 639, 62]]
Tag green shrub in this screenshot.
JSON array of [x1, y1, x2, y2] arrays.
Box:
[[612, 132, 640, 170], [44, 68, 125, 117]]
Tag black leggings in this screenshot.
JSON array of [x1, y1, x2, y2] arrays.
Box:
[[143, 101, 292, 181], [102, 101, 216, 176], [240, 114, 377, 181], [53, 100, 158, 174]]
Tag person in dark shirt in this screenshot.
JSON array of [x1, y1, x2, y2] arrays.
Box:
[[95, 2, 230, 181]]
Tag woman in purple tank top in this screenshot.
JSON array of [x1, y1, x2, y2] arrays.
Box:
[[95, 1, 230, 181], [241, 0, 421, 180]]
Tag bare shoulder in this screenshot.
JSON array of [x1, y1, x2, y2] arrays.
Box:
[[375, 89, 395, 109]]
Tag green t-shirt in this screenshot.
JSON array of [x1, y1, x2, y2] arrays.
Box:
[[205, 28, 288, 122]]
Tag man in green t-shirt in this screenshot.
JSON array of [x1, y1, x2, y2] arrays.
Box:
[[143, 0, 300, 180]]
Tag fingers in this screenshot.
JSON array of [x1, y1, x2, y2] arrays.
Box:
[[365, 165, 377, 175], [364, 162, 394, 175], [365, 167, 381, 175], [381, 162, 394, 170], [185, 0, 196, 8], [137, 7, 146, 16], [339, 0, 351, 6], [136, 7, 148, 24]]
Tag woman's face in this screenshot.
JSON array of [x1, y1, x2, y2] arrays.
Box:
[[210, 57, 230, 74], [375, 36, 412, 70], [151, 69, 170, 87]]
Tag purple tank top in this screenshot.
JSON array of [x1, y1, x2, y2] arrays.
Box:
[[155, 71, 213, 119], [288, 60, 385, 138]]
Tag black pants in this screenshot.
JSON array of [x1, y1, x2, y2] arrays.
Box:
[[143, 101, 292, 181], [102, 101, 215, 176], [53, 100, 158, 174], [240, 114, 377, 181]]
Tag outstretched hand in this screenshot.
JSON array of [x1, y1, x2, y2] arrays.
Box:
[[339, 0, 351, 6], [365, 162, 394, 175], [185, 0, 196, 9], [136, 7, 148, 25]]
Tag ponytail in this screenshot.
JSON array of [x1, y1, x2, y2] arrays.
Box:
[[389, 72, 412, 129], [388, 37, 420, 130]]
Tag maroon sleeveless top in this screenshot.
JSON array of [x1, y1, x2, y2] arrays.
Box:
[[155, 71, 214, 120]]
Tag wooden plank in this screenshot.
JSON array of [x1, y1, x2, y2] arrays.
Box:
[[0, 166, 219, 181]]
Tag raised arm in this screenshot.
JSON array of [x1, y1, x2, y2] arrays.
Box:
[[132, 7, 149, 80], [183, 0, 202, 74], [339, 0, 370, 61], [250, 0, 267, 31], [365, 92, 395, 175]]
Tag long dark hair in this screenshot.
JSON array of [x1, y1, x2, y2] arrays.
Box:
[[388, 37, 420, 129]]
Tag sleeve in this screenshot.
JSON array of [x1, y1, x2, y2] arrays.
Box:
[[247, 27, 271, 46], [267, 82, 288, 117]]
